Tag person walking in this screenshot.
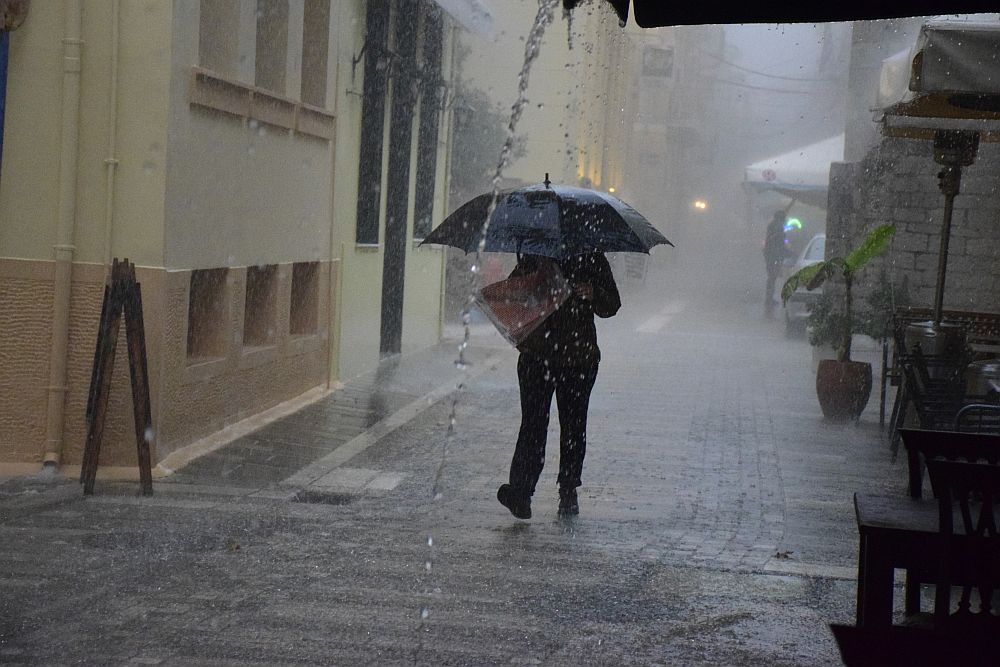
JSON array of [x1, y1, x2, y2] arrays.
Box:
[[496, 252, 621, 519], [763, 210, 790, 318]]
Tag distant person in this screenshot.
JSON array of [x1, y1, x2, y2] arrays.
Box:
[[496, 252, 621, 519], [763, 210, 791, 318]]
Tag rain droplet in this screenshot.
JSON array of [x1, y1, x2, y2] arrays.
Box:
[[143, 427, 155, 443]]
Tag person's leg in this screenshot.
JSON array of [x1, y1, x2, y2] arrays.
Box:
[[765, 265, 778, 317], [508, 353, 555, 497], [553, 363, 599, 495]]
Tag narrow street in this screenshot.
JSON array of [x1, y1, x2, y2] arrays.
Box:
[[1, 262, 909, 666]]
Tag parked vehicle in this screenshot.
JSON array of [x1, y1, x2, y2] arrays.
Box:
[[783, 234, 826, 336]]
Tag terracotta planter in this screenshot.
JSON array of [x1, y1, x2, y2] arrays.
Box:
[[815, 359, 873, 422]]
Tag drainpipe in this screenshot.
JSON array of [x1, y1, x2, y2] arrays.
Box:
[[43, 0, 83, 468], [0, 30, 9, 176], [103, 0, 120, 267]]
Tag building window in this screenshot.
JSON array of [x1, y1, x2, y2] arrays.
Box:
[[255, 0, 289, 95], [301, 0, 331, 108], [244, 264, 279, 347], [199, 0, 240, 77], [413, 5, 443, 240], [355, 0, 391, 245], [290, 262, 319, 335], [187, 268, 228, 362]]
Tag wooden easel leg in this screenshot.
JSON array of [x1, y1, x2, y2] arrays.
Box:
[[82, 263, 126, 495], [81, 283, 112, 484], [123, 264, 154, 496]]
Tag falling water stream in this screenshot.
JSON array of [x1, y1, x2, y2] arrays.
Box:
[[418, 0, 561, 645]]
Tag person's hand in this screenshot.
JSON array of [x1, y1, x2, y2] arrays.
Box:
[[573, 283, 594, 300]]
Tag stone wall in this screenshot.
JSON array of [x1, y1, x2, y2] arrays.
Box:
[[827, 136, 1000, 316]]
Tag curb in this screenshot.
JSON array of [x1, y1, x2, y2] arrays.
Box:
[[281, 351, 508, 489]]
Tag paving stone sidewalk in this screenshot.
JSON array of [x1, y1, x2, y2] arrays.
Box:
[[0, 284, 912, 666]]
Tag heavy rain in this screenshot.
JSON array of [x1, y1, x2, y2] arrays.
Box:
[[3, 0, 1000, 664]]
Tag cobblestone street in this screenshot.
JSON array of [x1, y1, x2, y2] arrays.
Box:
[[1, 271, 910, 666]]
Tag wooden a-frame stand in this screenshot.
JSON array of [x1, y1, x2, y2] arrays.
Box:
[[81, 258, 153, 496]]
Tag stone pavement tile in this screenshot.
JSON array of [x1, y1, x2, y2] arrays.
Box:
[[366, 471, 408, 491], [310, 466, 381, 489]]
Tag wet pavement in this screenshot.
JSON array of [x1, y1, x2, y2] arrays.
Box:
[[1, 267, 911, 666]]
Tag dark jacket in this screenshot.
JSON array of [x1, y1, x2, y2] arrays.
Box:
[[512, 253, 621, 367], [764, 217, 789, 267]]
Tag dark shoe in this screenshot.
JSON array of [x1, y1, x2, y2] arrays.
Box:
[[558, 487, 579, 516], [497, 484, 531, 520]]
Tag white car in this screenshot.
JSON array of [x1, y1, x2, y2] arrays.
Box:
[[783, 234, 826, 336]]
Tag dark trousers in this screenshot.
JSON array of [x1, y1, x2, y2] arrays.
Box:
[[765, 263, 781, 315], [509, 353, 599, 497]]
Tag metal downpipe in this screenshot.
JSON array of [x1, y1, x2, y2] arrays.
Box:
[[43, 0, 83, 467], [103, 0, 120, 268]]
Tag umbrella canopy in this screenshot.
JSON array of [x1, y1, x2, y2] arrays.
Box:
[[421, 180, 671, 260]]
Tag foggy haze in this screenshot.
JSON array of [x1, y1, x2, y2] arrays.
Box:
[[6, 3, 1000, 664]]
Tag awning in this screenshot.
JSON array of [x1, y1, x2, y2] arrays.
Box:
[[743, 134, 845, 209], [879, 21, 1000, 142], [574, 0, 1000, 27], [432, 0, 495, 40]]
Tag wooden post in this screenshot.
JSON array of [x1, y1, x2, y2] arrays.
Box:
[[81, 258, 154, 495]]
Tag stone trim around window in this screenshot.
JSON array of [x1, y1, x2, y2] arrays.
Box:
[[188, 67, 335, 141]]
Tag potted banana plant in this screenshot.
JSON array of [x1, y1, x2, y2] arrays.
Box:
[[781, 224, 897, 422]]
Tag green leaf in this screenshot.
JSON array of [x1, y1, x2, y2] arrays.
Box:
[[781, 262, 824, 304], [806, 260, 843, 291], [844, 224, 896, 276]]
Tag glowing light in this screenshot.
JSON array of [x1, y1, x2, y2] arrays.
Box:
[[608, 187, 616, 193], [784, 217, 802, 232], [692, 199, 708, 210]]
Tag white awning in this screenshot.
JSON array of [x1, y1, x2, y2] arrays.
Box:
[[877, 47, 912, 110], [432, 0, 495, 40], [743, 134, 845, 208]]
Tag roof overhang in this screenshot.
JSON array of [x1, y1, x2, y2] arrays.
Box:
[[879, 22, 1000, 142], [564, 0, 1000, 27]]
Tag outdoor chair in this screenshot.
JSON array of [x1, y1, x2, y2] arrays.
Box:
[[955, 403, 1000, 434], [924, 458, 1000, 631], [832, 457, 1000, 666], [885, 307, 1000, 451], [889, 341, 974, 455], [899, 429, 1000, 499]]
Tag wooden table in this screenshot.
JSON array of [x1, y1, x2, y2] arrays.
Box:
[[853, 493, 940, 628]]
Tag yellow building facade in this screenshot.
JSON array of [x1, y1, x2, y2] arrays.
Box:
[[0, 0, 465, 476]]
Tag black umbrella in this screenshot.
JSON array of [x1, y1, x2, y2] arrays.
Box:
[[421, 176, 672, 260]]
